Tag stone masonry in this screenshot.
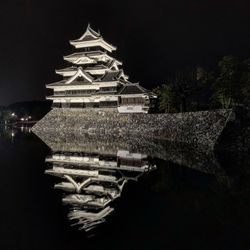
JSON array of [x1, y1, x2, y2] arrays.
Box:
[[32, 108, 233, 149]]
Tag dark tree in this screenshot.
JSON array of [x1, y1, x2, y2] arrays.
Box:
[[169, 68, 209, 112], [213, 55, 243, 108], [154, 67, 212, 113], [153, 84, 176, 113], [241, 59, 250, 106]]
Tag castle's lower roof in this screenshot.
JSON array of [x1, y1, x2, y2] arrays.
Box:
[[118, 84, 148, 95]]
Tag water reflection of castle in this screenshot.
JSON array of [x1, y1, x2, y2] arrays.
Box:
[[33, 129, 227, 233], [45, 148, 156, 232]]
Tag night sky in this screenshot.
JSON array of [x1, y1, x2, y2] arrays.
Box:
[[0, 0, 249, 105]]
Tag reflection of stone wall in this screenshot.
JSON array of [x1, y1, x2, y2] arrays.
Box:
[[34, 131, 223, 176], [32, 108, 233, 148]]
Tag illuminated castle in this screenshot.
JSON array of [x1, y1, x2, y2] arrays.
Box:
[[47, 24, 156, 113]]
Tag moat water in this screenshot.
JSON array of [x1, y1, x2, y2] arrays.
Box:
[[0, 127, 250, 250]]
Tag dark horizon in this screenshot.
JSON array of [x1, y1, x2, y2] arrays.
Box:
[[0, 0, 249, 105]]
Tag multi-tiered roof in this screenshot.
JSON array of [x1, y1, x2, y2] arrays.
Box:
[[47, 24, 155, 113]]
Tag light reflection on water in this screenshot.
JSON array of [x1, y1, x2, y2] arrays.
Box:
[[1, 127, 250, 249], [34, 130, 228, 236], [1, 125, 32, 142], [45, 148, 156, 233]]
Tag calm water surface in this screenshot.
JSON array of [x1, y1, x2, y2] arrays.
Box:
[[0, 128, 250, 250]]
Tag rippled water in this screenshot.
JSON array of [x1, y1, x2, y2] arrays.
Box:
[[0, 127, 250, 250]]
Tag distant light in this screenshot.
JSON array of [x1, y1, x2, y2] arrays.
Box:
[[11, 132, 15, 137], [11, 113, 15, 117], [21, 118, 24, 121], [28, 116, 32, 119]]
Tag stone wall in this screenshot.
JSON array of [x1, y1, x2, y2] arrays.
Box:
[[32, 108, 233, 148]]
